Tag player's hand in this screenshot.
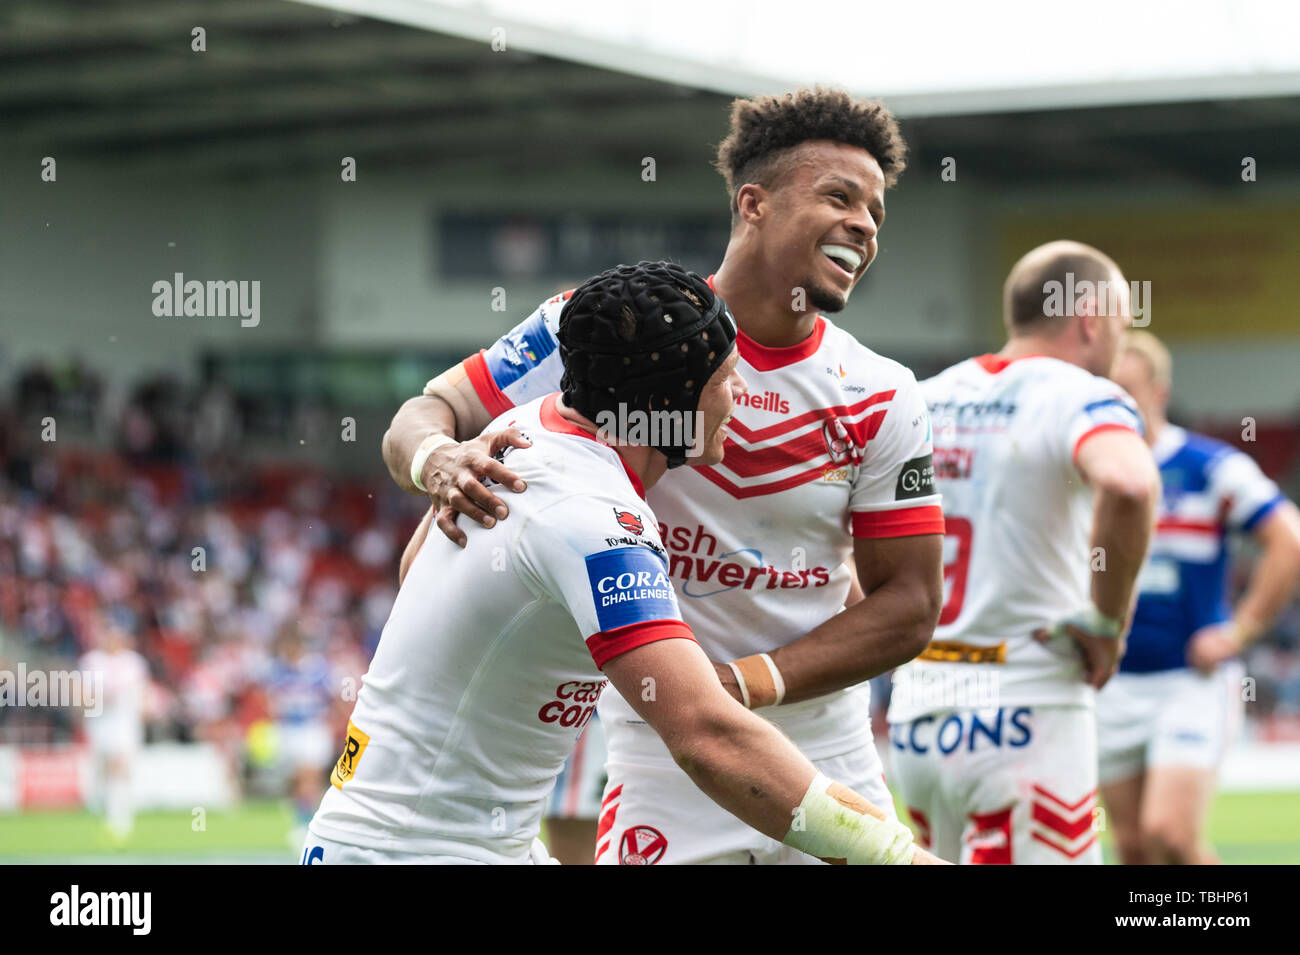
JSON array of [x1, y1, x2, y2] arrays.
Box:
[[909, 846, 951, 865], [423, 428, 531, 547], [1186, 621, 1247, 674], [1033, 607, 1124, 690]]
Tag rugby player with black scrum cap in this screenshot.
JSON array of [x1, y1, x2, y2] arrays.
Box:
[[307, 263, 945, 865], [383, 89, 947, 865]]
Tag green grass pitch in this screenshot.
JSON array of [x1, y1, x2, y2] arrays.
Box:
[[0, 790, 1296, 863]]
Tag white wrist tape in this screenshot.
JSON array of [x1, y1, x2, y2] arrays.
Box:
[[727, 661, 751, 709], [410, 433, 457, 493], [783, 773, 916, 865], [1052, 603, 1124, 640], [759, 653, 786, 706]]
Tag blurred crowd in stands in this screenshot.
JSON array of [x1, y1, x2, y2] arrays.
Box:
[[0, 359, 423, 793], [3, 356, 1300, 799]]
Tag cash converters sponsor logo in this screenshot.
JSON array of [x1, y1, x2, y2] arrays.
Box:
[[736, 390, 789, 414], [50, 885, 151, 935], [585, 548, 679, 631], [657, 521, 833, 598], [928, 398, 1018, 431], [537, 680, 605, 728]]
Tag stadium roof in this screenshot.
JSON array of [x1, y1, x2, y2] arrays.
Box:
[[4, 0, 1298, 182], [298, 0, 1300, 115]]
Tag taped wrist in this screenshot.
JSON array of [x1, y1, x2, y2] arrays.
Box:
[[1056, 603, 1124, 639], [729, 653, 785, 709], [783, 773, 916, 865]]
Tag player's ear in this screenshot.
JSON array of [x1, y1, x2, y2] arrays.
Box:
[[734, 183, 767, 224]]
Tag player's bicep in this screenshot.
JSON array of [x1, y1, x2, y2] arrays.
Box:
[[602, 636, 736, 751], [1074, 429, 1158, 498], [422, 361, 494, 440], [853, 533, 943, 611]]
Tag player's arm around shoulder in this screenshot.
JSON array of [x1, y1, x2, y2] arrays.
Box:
[[382, 296, 568, 546], [601, 638, 947, 864]]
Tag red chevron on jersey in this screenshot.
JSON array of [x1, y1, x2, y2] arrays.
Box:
[[724, 389, 895, 444], [698, 396, 892, 499], [1029, 785, 1098, 858], [965, 806, 1014, 865], [594, 783, 623, 863]]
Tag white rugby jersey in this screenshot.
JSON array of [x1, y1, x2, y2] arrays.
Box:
[[887, 354, 1144, 722], [78, 648, 147, 732], [455, 278, 943, 758], [309, 394, 693, 863]]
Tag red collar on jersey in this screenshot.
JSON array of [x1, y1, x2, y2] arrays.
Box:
[[705, 274, 827, 371], [973, 353, 1049, 374], [539, 393, 647, 500]]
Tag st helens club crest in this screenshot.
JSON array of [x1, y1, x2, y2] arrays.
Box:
[[614, 508, 644, 535], [619, 825, 668, 865], [822, 417, 853, 465]]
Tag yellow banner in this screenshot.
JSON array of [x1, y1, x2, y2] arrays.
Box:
[[999, 204, 1300, 339]]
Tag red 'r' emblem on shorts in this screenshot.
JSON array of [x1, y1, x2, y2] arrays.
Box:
[[619, 825, 667, 865]]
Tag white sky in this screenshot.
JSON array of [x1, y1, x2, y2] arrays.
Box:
[[300, 0, 1300, 114]]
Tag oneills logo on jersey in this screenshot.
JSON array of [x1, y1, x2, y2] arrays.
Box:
[[330, 720, 370, 790], [736, 390, 790, 414]]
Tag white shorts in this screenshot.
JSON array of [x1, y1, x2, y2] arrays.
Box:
[[594, 736, 894, 865], [888, 704, 1101, 865], [280, 721, 334, 770], [1096, 663, 1244, 785], [301, 831, 557, 865], [545, 714, 606, 820], [85, 715, 143, 759]]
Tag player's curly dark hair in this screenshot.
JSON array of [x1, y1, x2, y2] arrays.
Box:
[[714, 87, 907, 219]]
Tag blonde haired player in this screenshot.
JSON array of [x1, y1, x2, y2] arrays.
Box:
[[1099, 330, 1300, 864], [887, 241, 1160, 864]]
